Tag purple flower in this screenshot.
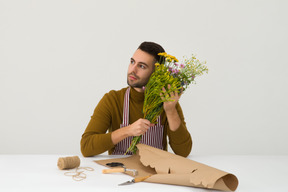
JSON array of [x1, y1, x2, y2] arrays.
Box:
[[180, 63, 185, 68], [172, 69, 179, 74], [168, 67, 173, 72], [174, 63, 179, 66]]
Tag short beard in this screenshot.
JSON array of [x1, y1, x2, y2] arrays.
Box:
[[127, 79, 146, 88], [127, 70, 153, 89]]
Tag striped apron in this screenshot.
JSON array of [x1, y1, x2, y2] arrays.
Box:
[[112, 87, 164, 155]]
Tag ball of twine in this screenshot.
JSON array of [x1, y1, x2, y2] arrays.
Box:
[[57, 156, 80, 170]]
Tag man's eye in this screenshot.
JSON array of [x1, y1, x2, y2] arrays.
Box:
[[130, 60, 135, 64], [139, 65, 146, 69]]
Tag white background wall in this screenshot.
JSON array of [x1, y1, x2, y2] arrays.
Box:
[[1, 0, 287, 155]]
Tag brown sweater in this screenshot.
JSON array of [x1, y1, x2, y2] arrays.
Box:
[[81, 86, 192, 157]]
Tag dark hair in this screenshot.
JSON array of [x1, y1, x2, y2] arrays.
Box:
[[138, 41, 165, 63]]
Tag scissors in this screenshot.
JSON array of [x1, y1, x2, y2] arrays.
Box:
[[106, 162, 125, 167]]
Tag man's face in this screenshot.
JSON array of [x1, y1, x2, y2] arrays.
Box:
[[127, 49, 155, 92]]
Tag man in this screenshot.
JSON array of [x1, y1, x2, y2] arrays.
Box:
[[81, 42, 192, 157]]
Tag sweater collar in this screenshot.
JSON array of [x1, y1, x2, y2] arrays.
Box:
[[130, 86, 145, 102]]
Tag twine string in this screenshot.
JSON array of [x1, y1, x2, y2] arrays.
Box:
[[64, 167, 94, 181], [57, 156, 94, 181]]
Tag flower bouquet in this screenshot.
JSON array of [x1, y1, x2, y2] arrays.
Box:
[[125, 52, 208, 154]]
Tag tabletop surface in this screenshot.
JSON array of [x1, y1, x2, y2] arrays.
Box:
[[0, 154, 287, 192]]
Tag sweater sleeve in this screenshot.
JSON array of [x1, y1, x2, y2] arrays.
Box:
[[167, 103, 192, 157], [80, 93, 115, 157]]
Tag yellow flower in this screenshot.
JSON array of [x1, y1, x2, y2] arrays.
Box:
[[155, 63, 160, 67], [165, 54, 178, 62], [158, 52, 167, 56]]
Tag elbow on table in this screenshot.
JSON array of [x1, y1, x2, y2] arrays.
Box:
[[183, 140, 192, 157], [81, 149, 91, 157], [185, 135, 193, 157], [80, 137, 95, 157], [173, 139, 193, 158]]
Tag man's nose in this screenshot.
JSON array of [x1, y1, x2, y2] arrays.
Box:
[[131, 63, 138, 73]]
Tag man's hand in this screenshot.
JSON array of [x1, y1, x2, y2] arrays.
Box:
[[112, 118, 154, 145], [160, 84, 182, 132], [127, 118, 154, 136], [160, 84, 182, 114]]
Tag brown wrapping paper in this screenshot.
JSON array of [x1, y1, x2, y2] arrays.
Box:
[[95, 144, 238, 191]]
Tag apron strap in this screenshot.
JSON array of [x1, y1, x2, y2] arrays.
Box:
[[121, 87, 130, 127]]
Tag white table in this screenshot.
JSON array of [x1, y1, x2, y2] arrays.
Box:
[[0, 155, 287, 192]]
